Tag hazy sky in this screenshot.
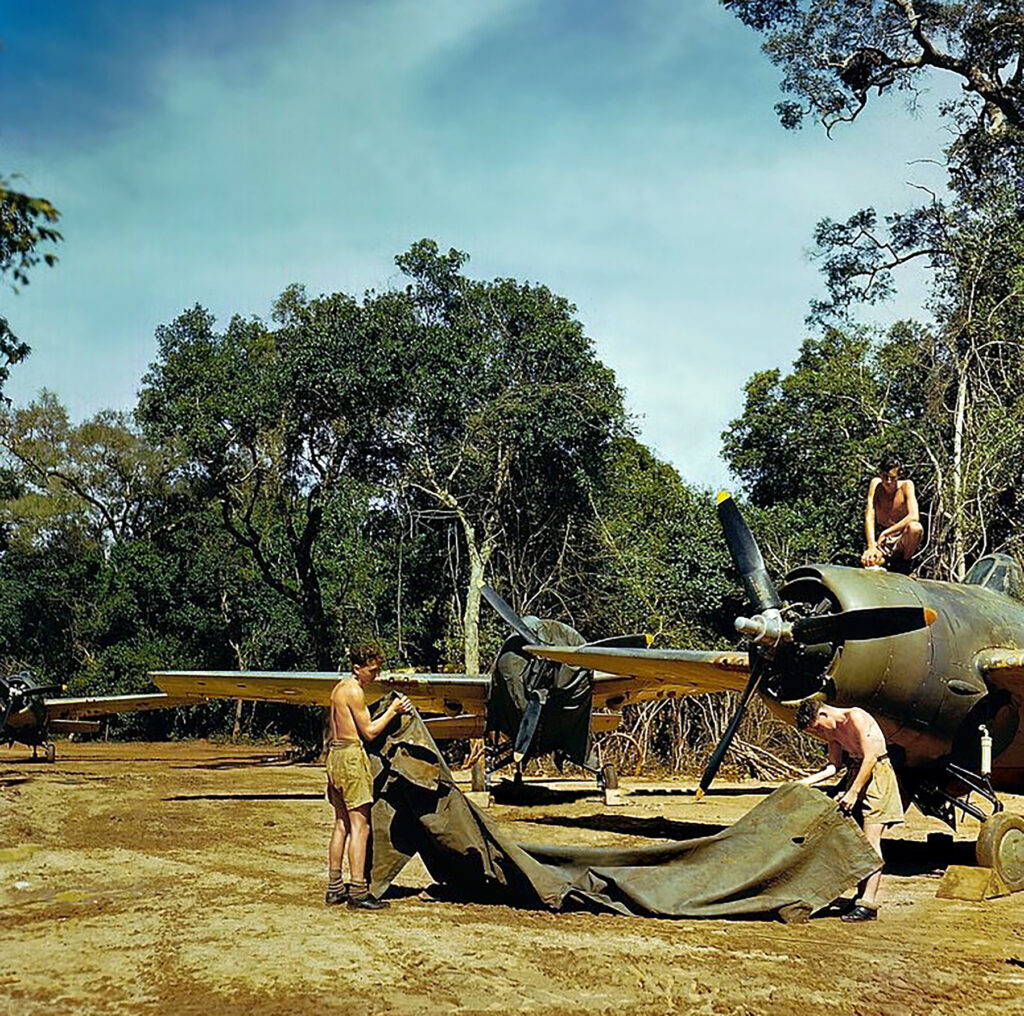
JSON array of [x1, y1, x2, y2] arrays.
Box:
[[1, 0, 950, 487]]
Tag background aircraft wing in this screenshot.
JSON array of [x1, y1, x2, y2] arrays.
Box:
[[43, 692, 186, 720], [523, 646, 750, 709], [150, 670, 489, 715], [976, 649, 1024, 692]]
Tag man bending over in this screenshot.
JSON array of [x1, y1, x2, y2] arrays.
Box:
[[325, 644, 410, 910], [796, 700, 904, 922]]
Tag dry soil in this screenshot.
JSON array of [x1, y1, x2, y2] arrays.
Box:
[[2, 741, 1023, 1015]]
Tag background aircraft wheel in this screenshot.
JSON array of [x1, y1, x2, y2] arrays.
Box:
[[600, 762, 619, 791], [976, 811, 1024, 891], [44, 742, 56, 764]]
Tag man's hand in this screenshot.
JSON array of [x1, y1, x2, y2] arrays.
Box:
[[861, 546, 884, 567], [838, 789, 859, 815], [392, 694, 412, 716]]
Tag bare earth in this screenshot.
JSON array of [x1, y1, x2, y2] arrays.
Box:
[[2, 741, 1024, 1016]]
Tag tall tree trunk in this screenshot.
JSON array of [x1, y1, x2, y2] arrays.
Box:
[[950, 364, 969, 581], [463, 549, 484, 675]]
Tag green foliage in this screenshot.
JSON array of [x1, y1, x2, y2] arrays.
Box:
[[571, 436, 737, 646], [722, 1, 1024, 186], [0, 179, 62, 391]]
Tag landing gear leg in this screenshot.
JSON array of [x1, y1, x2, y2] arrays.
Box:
[[600, 762, 621, 807], [468, 737, 487, 792], [44, 741, 56, 764]]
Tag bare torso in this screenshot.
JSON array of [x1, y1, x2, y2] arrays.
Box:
[[329, 678, 363, 741], [831, 707, 887, 760], [872, 479, 912, 530]]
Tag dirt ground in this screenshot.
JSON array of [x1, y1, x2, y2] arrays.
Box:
[[2, 741, 1024, 1016]]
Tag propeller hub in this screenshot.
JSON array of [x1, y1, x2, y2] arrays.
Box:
[[734, 610, 791, 646]]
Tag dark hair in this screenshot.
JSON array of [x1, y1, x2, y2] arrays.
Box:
[[349, 643, 384, 669], [878, 453, 902, 475], [795, 699, 823, 730]]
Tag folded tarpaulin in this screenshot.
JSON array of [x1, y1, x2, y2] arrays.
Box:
[[366, 708, 881, 922]]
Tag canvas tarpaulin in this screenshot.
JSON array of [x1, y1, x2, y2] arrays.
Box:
[[366, 708, 881, 922]]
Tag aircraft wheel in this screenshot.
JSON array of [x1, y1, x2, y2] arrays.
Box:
[[976, 811, 1024, 891], [600, 762, 619, 791], [43, 742, 56, 764]]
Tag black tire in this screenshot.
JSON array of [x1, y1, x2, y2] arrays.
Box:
[[976, 811, 1024, 891], [44, 742, 56, 764]]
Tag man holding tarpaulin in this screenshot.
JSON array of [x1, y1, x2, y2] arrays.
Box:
[[797, 700, 904, 922], [324, 644, 411, 910]]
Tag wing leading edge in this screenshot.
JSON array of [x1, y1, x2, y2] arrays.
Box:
[[43, 692, 189, 721], [150, 670, 489, 716], [524, 646, 751, 709]]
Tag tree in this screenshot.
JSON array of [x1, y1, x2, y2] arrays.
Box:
[[392, 241, 628, 673], [0, 391, 181, 552], [138, 300, 404, 669], [0, 178, 61, 393], [722, 2, 1024, 154]]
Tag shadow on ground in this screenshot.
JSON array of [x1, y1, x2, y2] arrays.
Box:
[[521, 812, 728, 840]]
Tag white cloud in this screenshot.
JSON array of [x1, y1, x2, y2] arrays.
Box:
[[4, 0, 952, 489]]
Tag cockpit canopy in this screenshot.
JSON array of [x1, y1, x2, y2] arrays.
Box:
[[964, 553, 1024, 602]]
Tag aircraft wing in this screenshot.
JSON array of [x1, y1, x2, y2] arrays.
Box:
[[150, 670, 489, 716], [43, 692, 187, 720], [524, 646, 750, 709], [975, 649, 1024, 692]]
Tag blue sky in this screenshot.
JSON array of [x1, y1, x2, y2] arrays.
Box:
[[1, 0, 950, 487]]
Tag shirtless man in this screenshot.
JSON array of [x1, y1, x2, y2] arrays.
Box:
[[861, 454, 923, 574], [324, 644, 411, 910], [796, 701, 904, 922]]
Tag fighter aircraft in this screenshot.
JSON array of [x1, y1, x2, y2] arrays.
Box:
[[151, 492, 1024, 889], [1, 668, 182, 762], [527, 493, 1024, 890]]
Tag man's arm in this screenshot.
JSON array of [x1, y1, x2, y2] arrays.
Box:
[[348, 686, 410, 742], [877, 480, 919, 540], [799, 738, 843, 786], [838, 712, 886, 814], [862, 478, 883, 565]]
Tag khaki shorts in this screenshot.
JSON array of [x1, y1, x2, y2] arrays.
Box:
[[845, 756, 905, 827], [325, 739, 374, 810]]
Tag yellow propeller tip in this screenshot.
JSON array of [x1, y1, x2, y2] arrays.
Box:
[[645, 633, 655, 647], [694, 788, 705, 801], [924, 607, 938, 626], [716, 491, 732, 504]]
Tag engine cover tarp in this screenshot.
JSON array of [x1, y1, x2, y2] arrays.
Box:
[[487, 618, 593, 767], [367, 709, 881, 921]]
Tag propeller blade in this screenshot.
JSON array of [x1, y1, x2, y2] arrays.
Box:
[[716, 493, 781, 613], [793, 606, 937, 644], [30, 683, 66, 700], [482, 585, 546, 645], [696, 657, 765, 798], [513, 692, 547, 762]]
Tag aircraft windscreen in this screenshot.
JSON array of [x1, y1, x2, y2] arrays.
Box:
[[965, 553, 1024, 601]]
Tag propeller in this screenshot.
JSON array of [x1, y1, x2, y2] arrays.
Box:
[[482, 584, 547, 646], [696, 658, 766, 798], [481, 584, 553, 761], [0, 674, 65, 731], [514, 690, 548, 762], [716, 491, 781, 613], [793, 605, 936, 644], [697, 493, 935, 798]]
